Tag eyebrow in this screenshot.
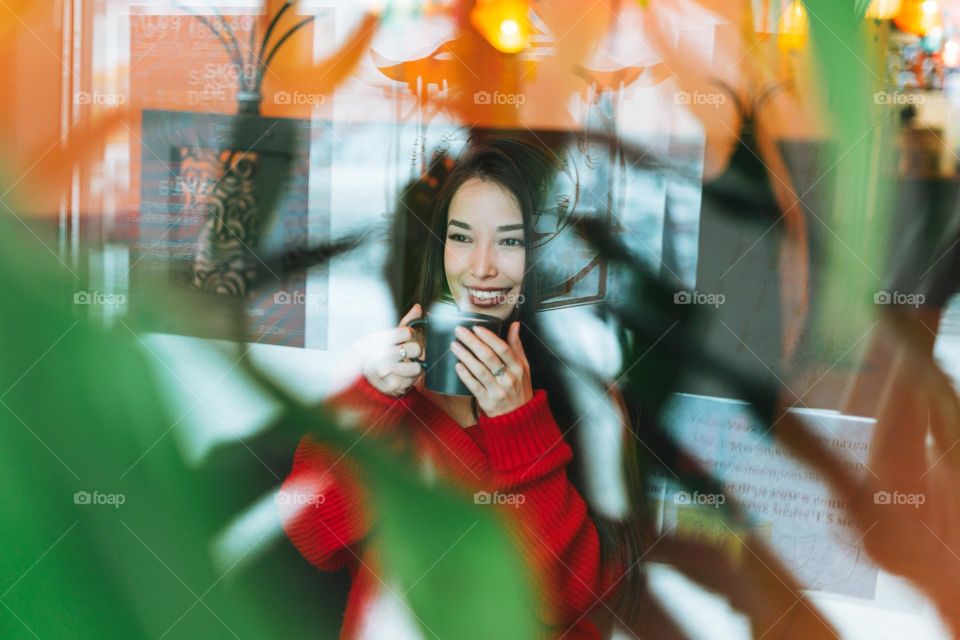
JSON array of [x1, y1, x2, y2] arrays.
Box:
[[448, 220, 524, 232]]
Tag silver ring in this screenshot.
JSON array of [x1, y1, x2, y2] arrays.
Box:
[[492, 366, 506, 377], [399, 347, 407, 361]]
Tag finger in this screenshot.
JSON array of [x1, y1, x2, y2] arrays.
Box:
[[399, 303, 422, 328], [450, 339, 495, 389], [508, 322, 529, 368], [454, 326, 505, 374], [454, 362, 484, 397], [374, 325, 414, 348], [391, 360, 424, 378], [398, 340, 423, 361], [472, 325, 520, 372]]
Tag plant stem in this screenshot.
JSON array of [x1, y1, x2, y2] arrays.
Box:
[[256, 16, 316, 94], [178, 4, 246, 90], [211, 7, 246, 89], [247, 14, 259, 91], [257, 2, 295, 88]]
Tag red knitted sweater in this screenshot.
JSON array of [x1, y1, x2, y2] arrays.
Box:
[[279, 375, 618, 639]]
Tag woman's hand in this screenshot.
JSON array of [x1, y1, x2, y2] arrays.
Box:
[[359, 304, 425, 397], [451, 321, 534, 417]]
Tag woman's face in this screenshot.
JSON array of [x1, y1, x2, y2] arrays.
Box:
[[444, 177, 526, 320]]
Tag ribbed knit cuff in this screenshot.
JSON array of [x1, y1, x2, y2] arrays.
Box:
[[327, 375, 415, 436], [278, 467, 369, 570], [477, 390, 565, 471]]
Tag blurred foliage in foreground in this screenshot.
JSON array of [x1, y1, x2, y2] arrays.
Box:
[[4, 1, 960, 640]]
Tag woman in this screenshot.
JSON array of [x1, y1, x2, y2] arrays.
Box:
[[280, 139, 643, 638]]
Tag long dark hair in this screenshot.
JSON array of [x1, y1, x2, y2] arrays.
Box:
[[409, 135, 645, 627]]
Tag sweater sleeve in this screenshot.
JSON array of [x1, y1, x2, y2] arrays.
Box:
[[278, 434, 370, 571], [324, 374, 417, 436], [475, 390, 605, 635], [278, 375, 414, 571]]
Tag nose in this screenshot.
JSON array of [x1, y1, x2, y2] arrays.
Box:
[[469, 242, 497, 279]]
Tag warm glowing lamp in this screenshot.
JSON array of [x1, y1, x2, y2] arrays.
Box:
[[894, 0, 943, 36], [778, 0, 809, 52], [470, 0, 531, 53], [865, 0, 903, 20]]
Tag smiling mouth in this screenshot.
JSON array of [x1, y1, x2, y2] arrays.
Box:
[[465, 287, 510, 305]]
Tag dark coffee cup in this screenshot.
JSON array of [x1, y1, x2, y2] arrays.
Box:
[[409, 302, 505, 396]]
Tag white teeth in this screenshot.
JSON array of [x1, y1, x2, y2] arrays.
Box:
[[469, 288, 506, 301]]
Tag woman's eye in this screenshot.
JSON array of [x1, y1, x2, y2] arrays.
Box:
[[448, 233, 470, 243], [500, 238, 525, 247]]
